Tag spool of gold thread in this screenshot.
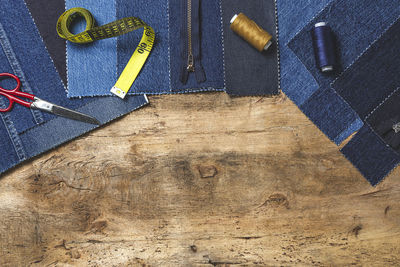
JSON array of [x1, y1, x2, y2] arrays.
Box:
[[230, 13, 272, 52]]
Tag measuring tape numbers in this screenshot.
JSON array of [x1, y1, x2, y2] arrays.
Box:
[[57, 7, 155, 99]]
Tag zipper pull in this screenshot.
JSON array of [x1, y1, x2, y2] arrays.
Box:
[[187, 53, 195, 72]]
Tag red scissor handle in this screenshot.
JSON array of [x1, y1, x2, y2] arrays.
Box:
[[0, 73, 35, 112]]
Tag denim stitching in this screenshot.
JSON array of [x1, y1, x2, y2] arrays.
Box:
[[0, 21, 44, 125], [219, 0, 227, 91], [285, 0, 334, 46], [274, 0, 281, 91], [167, 0, 172, 92], [0, 97, 26, 160]]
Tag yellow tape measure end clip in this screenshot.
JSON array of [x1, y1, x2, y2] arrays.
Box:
[[110, 86, 127, 99]]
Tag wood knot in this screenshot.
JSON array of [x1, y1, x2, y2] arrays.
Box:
[[351, 225, 362, 237], [261, 193, 289, 209], [198, 165, 218, 178], [190, 245, 197, 252]]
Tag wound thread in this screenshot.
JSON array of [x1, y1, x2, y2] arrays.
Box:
[[230, 13, 272, 52], [312, 22, 336, 72]]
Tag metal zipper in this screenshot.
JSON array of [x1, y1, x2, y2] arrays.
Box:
[[187, 0, 194, 72]]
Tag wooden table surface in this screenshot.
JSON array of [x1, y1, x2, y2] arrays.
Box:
[[0, 93, 399, 266]]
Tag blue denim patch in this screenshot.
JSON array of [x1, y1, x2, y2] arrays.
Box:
[[341, 125, 400, 186], [66, 0, 117, 98], [117, 0, 170, 94], [277, 0, 332, 105], [169, 0, 225, 92], [221, 0, 279, 96], [0, 0, 148, 175]]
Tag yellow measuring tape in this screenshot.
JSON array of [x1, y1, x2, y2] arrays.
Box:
[[57, 7, 155, 99]]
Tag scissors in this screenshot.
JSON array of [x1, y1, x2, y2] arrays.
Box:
[[0, 73, 100, 125]]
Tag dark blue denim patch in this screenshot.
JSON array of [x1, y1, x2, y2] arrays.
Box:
[[0, 0, 149, 175], [299, 86, 362, 145], [222, 0, 279, 96], [341, 125, 400, 186], [169, 0, 225, 92], [331, 18, 400, 120]]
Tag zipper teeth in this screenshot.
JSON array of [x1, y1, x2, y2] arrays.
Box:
[[187, 0, 192, 55]]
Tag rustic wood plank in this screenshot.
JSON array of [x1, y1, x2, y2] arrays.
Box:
[[0, 93, 399, 266]]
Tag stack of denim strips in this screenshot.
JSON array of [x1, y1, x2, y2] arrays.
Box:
[[278, 0, 400, 185], [0, 0, 148, 175], [66, 0, 280, 97]]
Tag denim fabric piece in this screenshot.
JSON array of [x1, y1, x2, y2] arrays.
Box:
[[300, 87, 362, 144], [277, 0, 361, 145], [117, 0, 170, 94], [366, 88, 400, 153], [0, 0, 149, 175], [169, 0, 224, 92], [66, 0, 117, 97], [25, 0, 67, 85], [222, 0, 279, 96], [341, 125, 400, 186], [331, 18, 400, 119]]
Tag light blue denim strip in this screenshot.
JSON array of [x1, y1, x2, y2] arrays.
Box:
[[66, 0, 117, 98], [0, 21, 44, 125]]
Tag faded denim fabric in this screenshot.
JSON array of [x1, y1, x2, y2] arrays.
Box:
[[66, 0, 117, 97], [0, 0, 148, 175], [277, 0, 362, 145], [222, 0, 279, 96]]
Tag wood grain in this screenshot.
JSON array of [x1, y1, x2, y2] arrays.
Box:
[[0, 93, 399, 266]]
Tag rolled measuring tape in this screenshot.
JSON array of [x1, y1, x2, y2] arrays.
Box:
[[57, 7, 155, 99]]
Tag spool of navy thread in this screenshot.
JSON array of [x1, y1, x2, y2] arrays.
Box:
[[312, 22, 336, 72]]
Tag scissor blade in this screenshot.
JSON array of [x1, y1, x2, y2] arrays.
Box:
[[51, 105, 101, 125]]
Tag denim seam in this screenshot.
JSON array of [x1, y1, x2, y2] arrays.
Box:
[[23, 0, 68, 93], [114, 0, 117, 93], [330, 14, 400, 90], [274, 0, 281, 91], [219, 0, 227, 90], [366, 87, 400, 121], [0, 98, 26, 160], [64, 0, 69, 94], [69, 87, 224, 97], [0, 21, 44, 125], [285, 0, 334, 47], [167, 0, 172, 92]]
